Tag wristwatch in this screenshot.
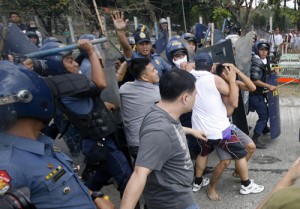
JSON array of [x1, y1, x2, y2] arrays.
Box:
[[91, 191, 104, 201]]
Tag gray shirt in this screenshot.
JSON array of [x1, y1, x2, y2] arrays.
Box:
[[119, 80, 160, 147], [136, 105, 195, 209]]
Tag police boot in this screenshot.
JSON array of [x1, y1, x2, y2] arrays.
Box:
[[262, 126, 270, 135], [252, 132, 267, 149]]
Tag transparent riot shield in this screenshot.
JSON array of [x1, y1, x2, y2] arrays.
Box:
[[235, 31, 253, 114], [3, 23, 39, 55], [213, 29, 225, 46], [97, 38, 123, 124]]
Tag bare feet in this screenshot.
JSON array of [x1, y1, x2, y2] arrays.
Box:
[[206, 188, 221, 201]]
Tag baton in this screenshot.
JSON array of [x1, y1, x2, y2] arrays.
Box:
[[25, 37, 108, 58], [263, 77, 299, 93]]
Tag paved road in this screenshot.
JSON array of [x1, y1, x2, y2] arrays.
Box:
[[56, 97, 300, 209]]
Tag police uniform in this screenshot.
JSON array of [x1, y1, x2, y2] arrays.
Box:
[[249, 55, 270, 136], [0, 132, 96, 209], [132, 32, 171, 78], [132, 51, 171, 78]]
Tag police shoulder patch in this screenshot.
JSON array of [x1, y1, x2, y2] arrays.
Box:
[[0, 170, 11, 195]]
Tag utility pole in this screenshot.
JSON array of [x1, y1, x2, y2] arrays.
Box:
[[181, 0, 187, 33]]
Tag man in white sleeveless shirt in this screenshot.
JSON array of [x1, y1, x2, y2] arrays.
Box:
[[187, 53, 264, 201]]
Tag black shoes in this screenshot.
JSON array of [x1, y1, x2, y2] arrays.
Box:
[[252, 132, 267, 149], [262, 126, 270, 135], [253, 139, 267, 149]]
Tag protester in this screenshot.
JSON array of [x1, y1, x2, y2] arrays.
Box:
[[185, 53, 264, 200], [120, 69, 206, 209]]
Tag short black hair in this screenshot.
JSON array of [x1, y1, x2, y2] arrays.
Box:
[[9, 12, 19, 17], [129, 58, 151, 79], [215, 63, 225, 77], [159, 68, 196, 102]]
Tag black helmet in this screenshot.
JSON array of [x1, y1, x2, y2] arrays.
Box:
[[26, 31, 39, 46], [254, 40, 270, 55]]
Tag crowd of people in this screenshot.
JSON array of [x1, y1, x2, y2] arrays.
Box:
[[0, 10, 298, 209]]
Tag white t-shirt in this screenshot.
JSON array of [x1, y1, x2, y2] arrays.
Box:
[[268, 34, 283, 52]]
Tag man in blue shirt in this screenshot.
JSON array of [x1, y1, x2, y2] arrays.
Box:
[[111, 10, 171, 78]]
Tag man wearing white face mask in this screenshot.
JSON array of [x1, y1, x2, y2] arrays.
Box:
[[173, 51, 188, 68], [166, 39, 191, 69]]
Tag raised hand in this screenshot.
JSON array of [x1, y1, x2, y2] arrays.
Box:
[[111, 10, 129, 31]]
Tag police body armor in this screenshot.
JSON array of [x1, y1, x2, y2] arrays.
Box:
[[250, 57, 270, 95], [45, 74, 117, 140]]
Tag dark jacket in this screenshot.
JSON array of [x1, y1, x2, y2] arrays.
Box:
[[250, 56, 271, 94]]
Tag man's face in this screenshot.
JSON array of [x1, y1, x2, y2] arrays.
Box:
[[185, 89, 197, 112], [274, 28, 280, 35], [29, 37, 38, 45], [188, 41, 196, 52], [141, 63, 159, 83], [161, 23, 168, 31], [10, 14, 21, 24], [136, 41, 151, 56], [173, 52, 186, 61], [258, 48, 268, 59], [62, 54, 79, 73]]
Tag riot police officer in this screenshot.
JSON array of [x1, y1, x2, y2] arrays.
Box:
[[39, 39, 132, 198], [249, 41, 277, 149], [165, 39, 190, 69], [181, 33, 198, 52], [0, 61, 114, 209]]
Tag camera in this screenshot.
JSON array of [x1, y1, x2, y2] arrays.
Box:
[[0, 187, 36, 209]]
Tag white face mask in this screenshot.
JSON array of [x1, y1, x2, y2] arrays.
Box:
[[173, 55, 187, 69]]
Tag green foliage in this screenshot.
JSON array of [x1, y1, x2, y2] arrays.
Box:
[[251, 13, 267, 30], [3, 0, 70, 14], [212, 7, 232, 29]]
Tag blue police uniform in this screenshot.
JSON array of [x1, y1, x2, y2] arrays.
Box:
[[132, 51, 171, 78], [0, 132, 96, 209], [249, 56, 269, 136], [59, 94, 132, 197]]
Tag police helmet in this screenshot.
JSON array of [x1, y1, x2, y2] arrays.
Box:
[[166, 40, 189, 64], [159, 18, 168, 24], [39, 41, 72, 75], [42, 37, 62, 45], [181, 33, 198, 52], [26, 31, 40, 46], [254, 40, 270, 55], [0, 61, 54, 131], [170, 35, 182, 42]]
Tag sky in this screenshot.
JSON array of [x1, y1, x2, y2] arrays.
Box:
[[285, 0, 295, 8]]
